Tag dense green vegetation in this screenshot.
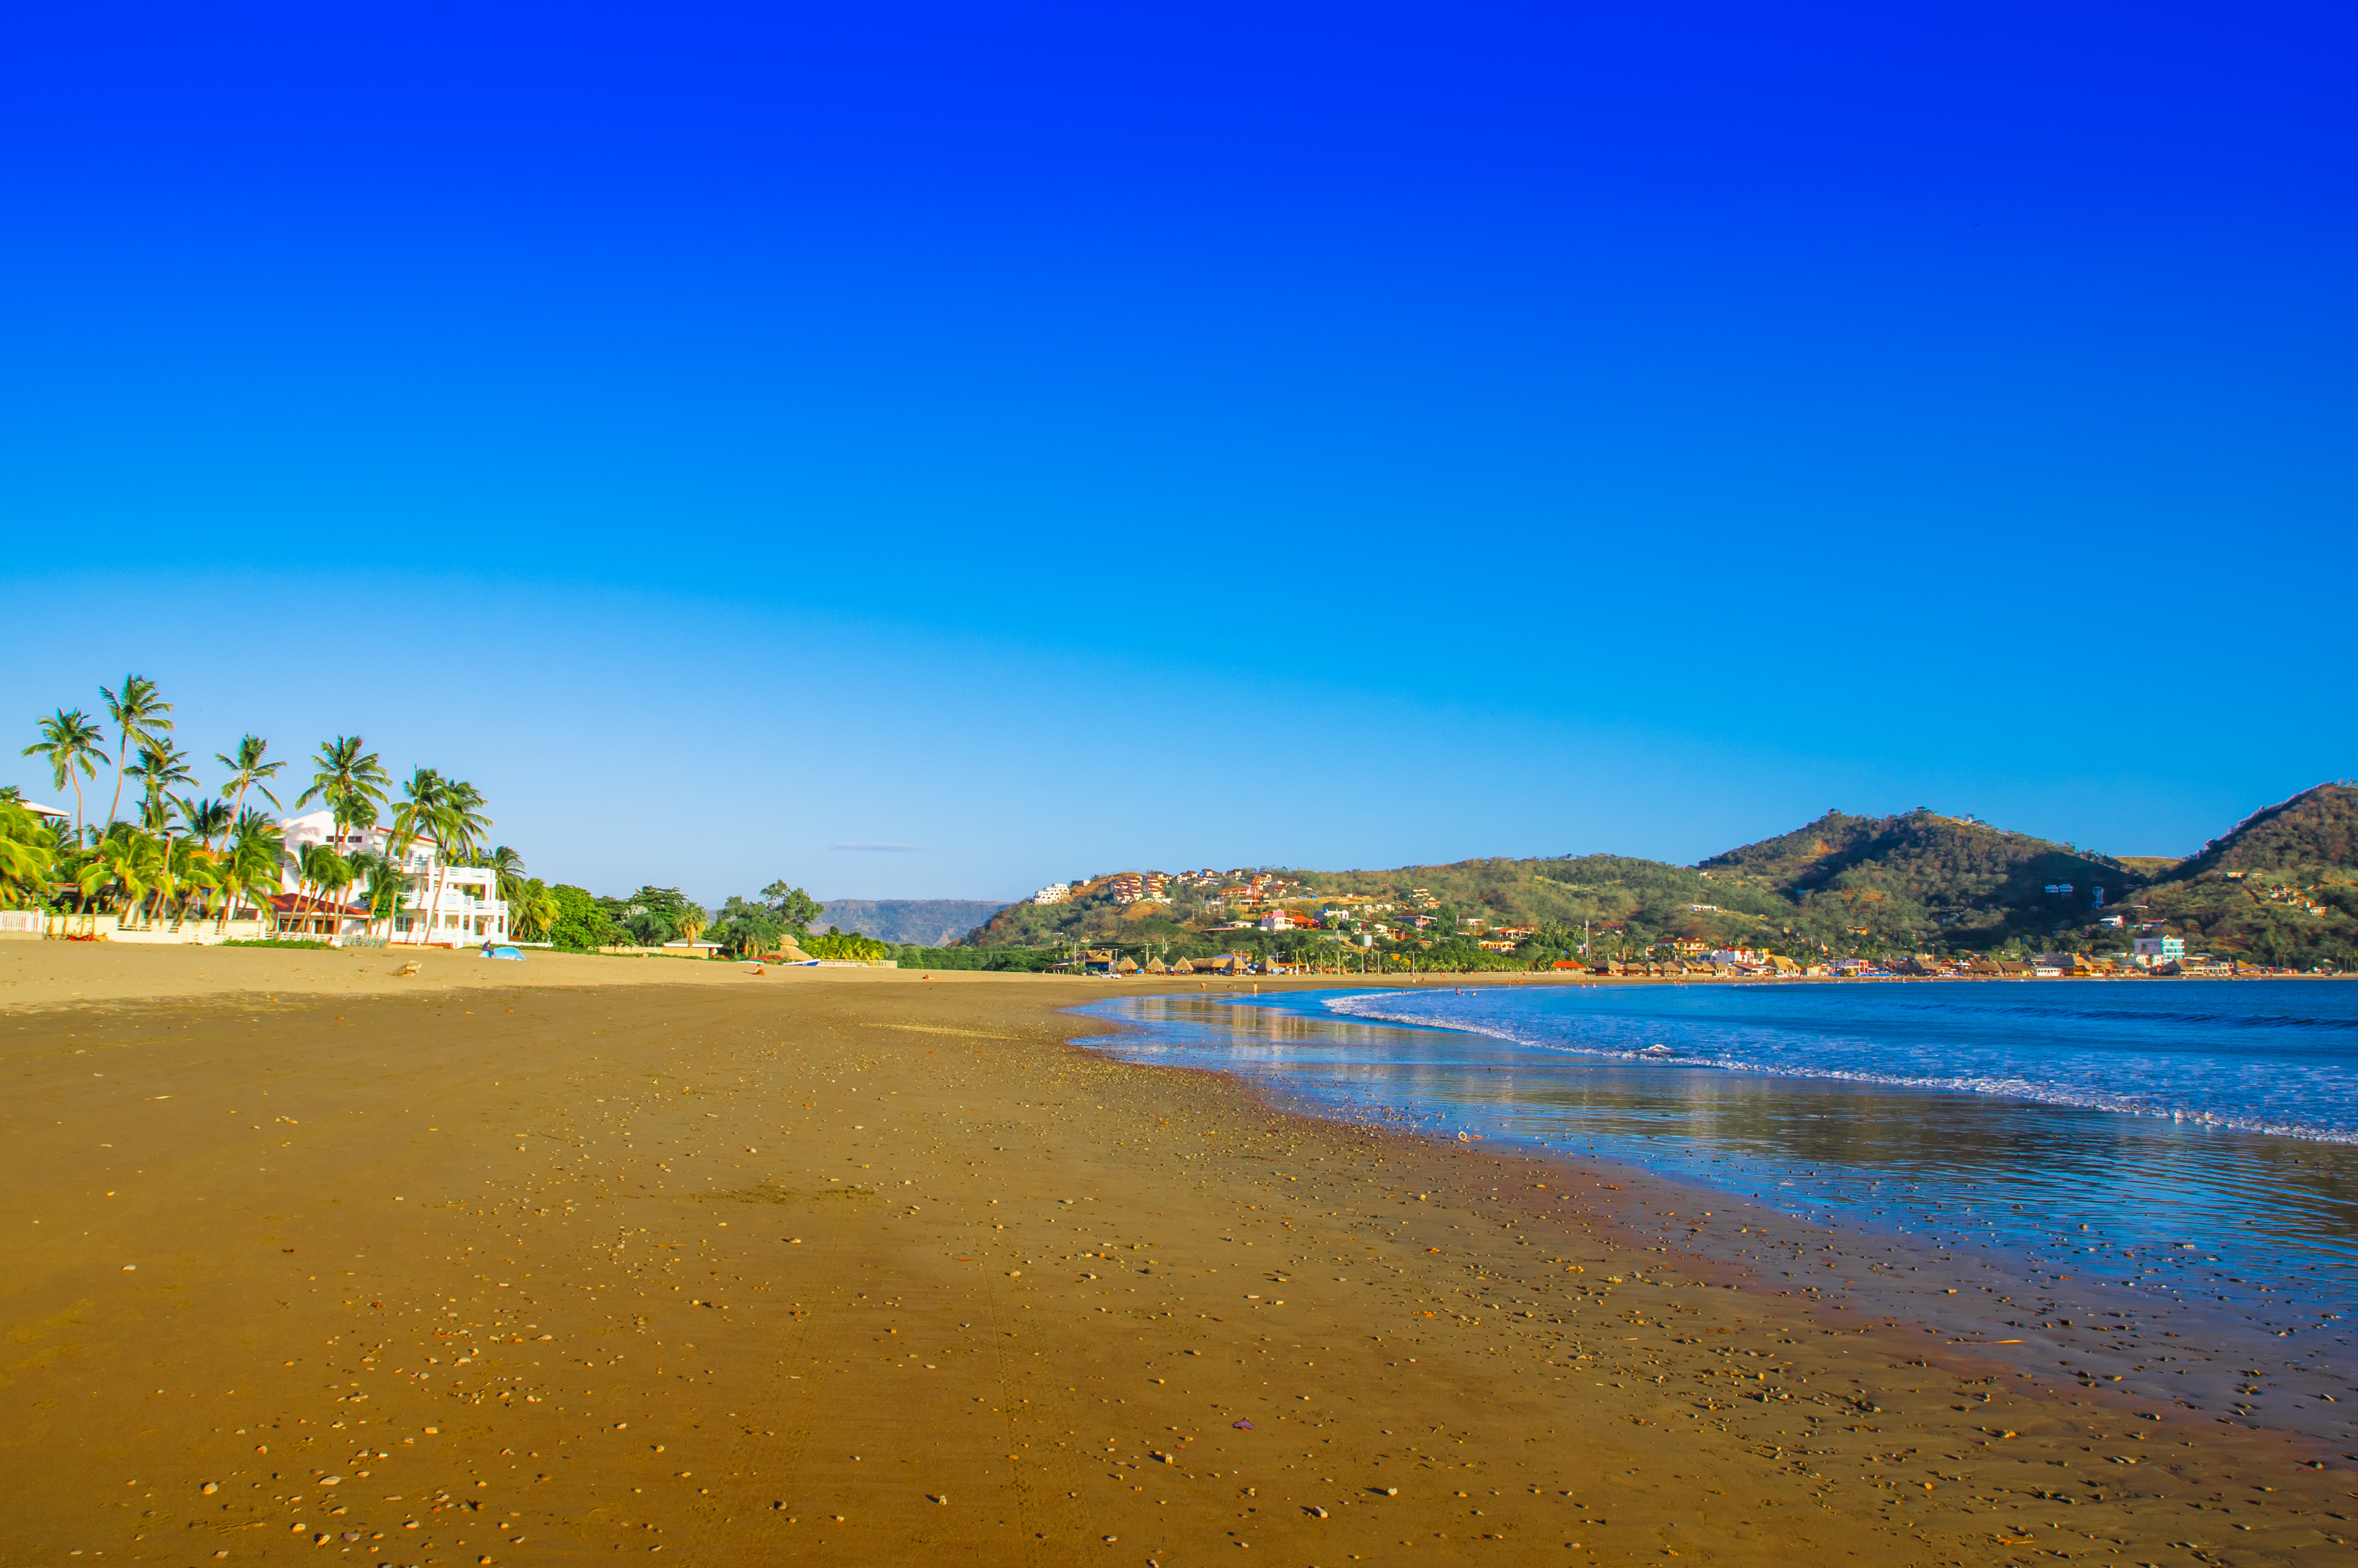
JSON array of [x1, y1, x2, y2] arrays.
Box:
[[893, 943, 1072, 973]]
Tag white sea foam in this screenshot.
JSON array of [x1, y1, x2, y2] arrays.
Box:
[[1321, 991, 2358, 1147]]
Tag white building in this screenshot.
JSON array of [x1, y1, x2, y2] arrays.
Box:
[[276, 809, 510, 945], [1032, 883, 1071, 905]]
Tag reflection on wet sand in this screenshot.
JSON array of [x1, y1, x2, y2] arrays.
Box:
[[1080, 990, 2358, 1450]]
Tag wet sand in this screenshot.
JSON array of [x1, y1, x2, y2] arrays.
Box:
[[2, 953, 2354, 1565]]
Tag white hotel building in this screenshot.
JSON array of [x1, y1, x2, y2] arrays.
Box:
[[276, 809, 511, 944]]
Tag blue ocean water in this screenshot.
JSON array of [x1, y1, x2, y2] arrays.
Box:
[[1074, 981, 2358, 1320]]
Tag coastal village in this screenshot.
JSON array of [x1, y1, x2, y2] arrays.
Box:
[[1004, 861, 2309, 978]]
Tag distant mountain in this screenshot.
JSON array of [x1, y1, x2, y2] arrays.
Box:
[[817, 899, 1011, 947]]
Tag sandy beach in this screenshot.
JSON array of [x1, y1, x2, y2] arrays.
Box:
[[2, 946, 2351, 1566]]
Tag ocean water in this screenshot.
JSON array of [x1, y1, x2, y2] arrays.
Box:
[[1073, 981, 2358, 1332]]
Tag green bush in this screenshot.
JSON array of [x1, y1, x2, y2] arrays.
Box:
[[546, 883, 613, 953]]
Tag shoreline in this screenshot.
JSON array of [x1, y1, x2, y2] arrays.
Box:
[[1081, 985, 2358, 1449], [5, 940, 2346, 1022], [2, 957, 2353, 1564]]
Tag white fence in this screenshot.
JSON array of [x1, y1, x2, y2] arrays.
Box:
[[0, 912, 272, 944]]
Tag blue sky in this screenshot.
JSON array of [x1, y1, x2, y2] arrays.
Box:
[[4, 1, 2351, 903]]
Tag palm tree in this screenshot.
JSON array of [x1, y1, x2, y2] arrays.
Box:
[[99, 675, 173, 830], [125, 741, 196, 927], [344, 848, 403, 940], [216, 811, 284, 931], [292, 842, 351, 940], [510, 877, 557, 941], [78, 825, 164, 919], [171, 794, 234, 919], [162, 834, 221, 924], [176, 796, 235, 853], [23, 708, 106, 834], [389, 768, 446, 943], [215, 735, 285, 821], [295, 737, 390, 851], [0, 798, 56, 909], [321, 845, 364, 935], [489, 845, 528, 905], [415, 780, 491, 946]]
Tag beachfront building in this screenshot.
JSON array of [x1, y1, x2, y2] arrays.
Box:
[[2131, 934, 2186, 968], [274, 809, 511, 945]]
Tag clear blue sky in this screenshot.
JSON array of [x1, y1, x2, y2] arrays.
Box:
[[5, 1, 2351, 904]]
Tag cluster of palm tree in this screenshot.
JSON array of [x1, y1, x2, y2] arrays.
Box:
[[9, 673, 556, 943]]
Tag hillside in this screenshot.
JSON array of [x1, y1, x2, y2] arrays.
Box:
[[949, 786, 2356, 970], [1697, 809, 2139, 950], [819, 898, 1011, 946], [2135, 783, 2358, 968], [2165, 782, 2358, 881], [960, 815, 2121, 962]]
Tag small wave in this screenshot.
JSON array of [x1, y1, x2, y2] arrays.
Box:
[[1320, 994, 2358, 1146]]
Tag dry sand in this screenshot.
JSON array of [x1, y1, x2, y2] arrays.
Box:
[[1, 946, 2352, 1565]]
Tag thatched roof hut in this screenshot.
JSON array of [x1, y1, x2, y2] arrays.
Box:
[[1171, 958, 1195, 974], [1145, 957, 1167, 974], [1117, 957, 1139, 974]]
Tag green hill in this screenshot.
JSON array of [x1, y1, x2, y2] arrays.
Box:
[[1697, 808, 2139, 951], [2136, 783, 2358, 968], [948, 786, 2356, 970]]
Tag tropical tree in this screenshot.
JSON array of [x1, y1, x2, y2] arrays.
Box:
[[490, 845, 529, 905], [125, 741, 196, 925], [215, 735, 285, 820], [99, 675, 173, 830], [442, 781, 492, 865], [388, 768, 446, 943], [759, 879, 825, 937], [0, 799, 56, 907], [416, 780, 492, 946], [175, 796, 235, 853], [711, 895, 783, 956], [23, 708, 105, 834], [296, 736, 391, 848], [509, 877, 557, 940], [292, 842, 352, 939], [162, 835, 221, 923], [348, 849, 411, 939], [77, 825, 165, 918], [216, 811, 285, 931]]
